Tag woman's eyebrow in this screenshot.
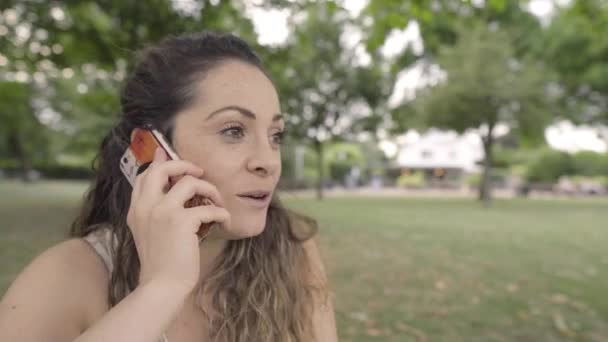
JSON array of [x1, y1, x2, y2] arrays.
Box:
[[206, 105, 284, 122]]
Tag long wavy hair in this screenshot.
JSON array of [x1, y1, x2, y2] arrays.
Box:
[[69, 32, 324, 342]]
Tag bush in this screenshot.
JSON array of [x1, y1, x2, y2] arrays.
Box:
[[329, 160, 353, 185], [465, 173, 481, 188], [572, 151, 608, 176], [325, 142, 367, 184], [492, 147, 516, 169], [396, 171, 425, 188], [0, 162, 93, 180], [465, 170, 509, 188], [525, 150, 575, 183], [569, 175, 608, 187], [38, 164, 94, 179]]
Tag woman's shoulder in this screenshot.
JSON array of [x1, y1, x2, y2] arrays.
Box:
[[52, 237, 112, 319], [53, 236, 112, 296], [0, 237, 111, 335]]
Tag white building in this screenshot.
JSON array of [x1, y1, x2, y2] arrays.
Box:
[[379, 120, 607, 177], [392, 129, 484, 173], [380, 124, 511, 174], [545, 120, 607, 154]]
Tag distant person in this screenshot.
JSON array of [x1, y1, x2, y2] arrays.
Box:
[[0, 32, 337, 342]]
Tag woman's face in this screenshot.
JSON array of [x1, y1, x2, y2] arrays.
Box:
[[171, 60, 283, 240]]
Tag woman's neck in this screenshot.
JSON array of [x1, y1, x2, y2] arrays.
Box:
[[199, 237, 227, 280]]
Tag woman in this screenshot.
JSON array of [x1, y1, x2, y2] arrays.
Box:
[[0, 32, 338, 342]]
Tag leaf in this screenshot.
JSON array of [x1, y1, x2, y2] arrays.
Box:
[[434, 279, 447, 291], [517, 310, 529, 321], [349, 311, 368, 322], [394, 321, 428, 342], [506, 283, 519, 293], [552, 311, 575, 337], [551, 293, 569, 305], [366, 328, 383, 337]]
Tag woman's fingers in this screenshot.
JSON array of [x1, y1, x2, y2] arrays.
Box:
[[163, 175, 224, 208], [131, 148, 168, 202], [131, 166, 146, 203], [139, 158, 205, 203], [153, 146, 168, 162], [183, 205, 231, 233]]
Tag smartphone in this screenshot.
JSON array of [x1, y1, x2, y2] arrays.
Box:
[[120, 125, 215, 241]]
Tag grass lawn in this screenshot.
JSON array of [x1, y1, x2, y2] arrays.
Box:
[[1, 180, 607, 341]]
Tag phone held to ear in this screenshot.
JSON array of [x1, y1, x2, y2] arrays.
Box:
[[119, 125, 215, 242]]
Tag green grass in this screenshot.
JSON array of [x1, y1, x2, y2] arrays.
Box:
[[1, 181, 607, 341]]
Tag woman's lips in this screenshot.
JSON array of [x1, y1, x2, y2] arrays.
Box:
[[236, 193, 271, 208]]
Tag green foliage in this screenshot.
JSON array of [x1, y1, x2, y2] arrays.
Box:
[[0, 81, 51, 167], [540, 0, 608, 123], [525, 149, 575, 183], [465, 170, 509, 188], [270, 1, 388, 145], [2, 163, 93, 179], [2, 0, 606, 193], [263, 1, 391, 197], [328, 161, 352, 184], [0, 82, 33, 133], [572, 151, 608, 176], [492, 147, 516, 169], [465, 173, 481, 188], [569, 175, 608, 188], [325, 142, 365, 184], [325, 142, 366, 165], [411, 24, 554, 202], [363, 0, 540, 61], [415, 24, 552, 139], [525, 149, 608, 183], [0, 0, 257, 178], [279, 140, 384, 188], [396, 171, 425, 188]]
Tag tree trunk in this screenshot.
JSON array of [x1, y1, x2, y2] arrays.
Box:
[[314, 139, 324, 200], [7, 130, 33, 182], [478, 124, 495, 207]]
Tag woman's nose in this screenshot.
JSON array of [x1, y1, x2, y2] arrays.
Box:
[[246, 141, 281, 177]]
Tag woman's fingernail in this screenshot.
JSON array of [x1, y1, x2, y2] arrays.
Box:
[[153, 147, 163, 161]]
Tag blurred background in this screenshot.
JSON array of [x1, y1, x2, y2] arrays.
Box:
[[1, 0, 607, 340]]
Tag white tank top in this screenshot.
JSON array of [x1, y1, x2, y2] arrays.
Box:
[[83, 227, 169, 342]]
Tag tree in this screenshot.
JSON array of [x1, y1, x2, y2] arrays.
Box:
[[540, 0, 608, 124], [0, 82, 42, 181], [267, 1, 390, 199], [0, 1, 256, 178], [362, 0, 542, 69], [412, 24, 552, 206]]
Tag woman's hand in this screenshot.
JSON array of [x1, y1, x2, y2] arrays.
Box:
[[126, 147, 231, 295]]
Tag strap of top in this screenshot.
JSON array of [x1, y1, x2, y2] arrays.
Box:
[[82, 226, 170, 342], [82, 226, 116, 274]]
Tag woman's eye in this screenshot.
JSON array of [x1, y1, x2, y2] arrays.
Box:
[[272, 131, 285, 145], [221, 126, 244, 139]]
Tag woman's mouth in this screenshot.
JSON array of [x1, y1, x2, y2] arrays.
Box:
[[237, 190, 271, 208]]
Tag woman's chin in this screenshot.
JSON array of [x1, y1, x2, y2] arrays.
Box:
[[207, 221, 266, 241]]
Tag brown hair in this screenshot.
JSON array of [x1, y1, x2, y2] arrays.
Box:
[[69, 32, 324, 341]]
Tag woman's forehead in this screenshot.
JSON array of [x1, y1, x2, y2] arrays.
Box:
[[192, 60, 280, 114]]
